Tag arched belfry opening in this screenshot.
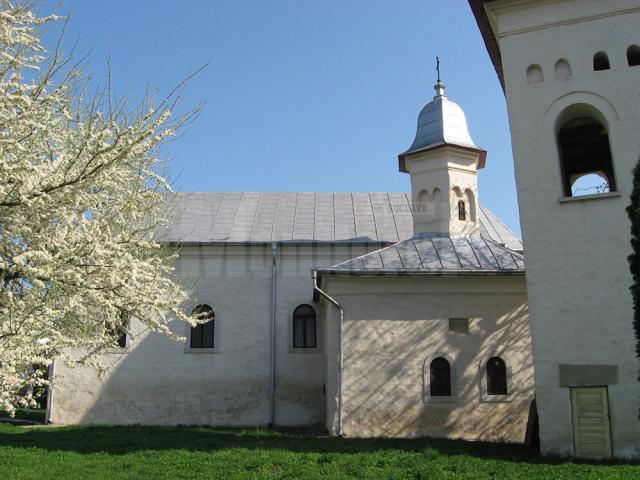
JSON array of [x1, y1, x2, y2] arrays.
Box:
[[627, 45, 640, 67], [557, 113, 615, 197], [593, 51, 610, 71]]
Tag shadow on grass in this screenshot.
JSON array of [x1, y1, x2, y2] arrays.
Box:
[[0, 424, 635, 467]]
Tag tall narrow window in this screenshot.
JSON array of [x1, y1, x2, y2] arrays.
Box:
[[593, 51, 610, 71], [486, 357, 508, 395], [116, 310, 129, 348], [457, 200, 466, 221], [557, 116, 615, 197], [293, 304, 316, 348], [627, 45, 640, 67], [430, 357, 451, 396], [190, 304, 215, 349], [106, 310, 128, 349]]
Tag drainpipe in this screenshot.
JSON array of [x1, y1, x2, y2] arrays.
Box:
[[45, 359, 56, 423], [312, 270, 344, 436], [269, 242, 278, 426]]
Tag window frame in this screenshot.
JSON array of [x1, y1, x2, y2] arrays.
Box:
[[486, 356, 508, 396], [106, 310, 131, 354], [555, 110, 617, 199], [291, 304, 318, 350], [457, 200, 466, 221], [422, 352, 457, 403], [288, 303, 322, 354], [184, 304, 219, 354], [479, 352, 514, 403]]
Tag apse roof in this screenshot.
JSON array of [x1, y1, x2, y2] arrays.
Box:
[[315, 233, 524, 276]]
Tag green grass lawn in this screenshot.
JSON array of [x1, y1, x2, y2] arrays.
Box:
[[0, 423, 637, 480], [0, 408, 46, 423]]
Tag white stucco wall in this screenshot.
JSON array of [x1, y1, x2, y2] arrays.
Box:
[[486, 0, 640, 458], [406, 147, 481, 236], [50, 243, 379, 426], [321, 275, 534, 442]]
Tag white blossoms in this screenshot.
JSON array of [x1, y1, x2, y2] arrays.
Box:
[[0, 1, 198, 415]]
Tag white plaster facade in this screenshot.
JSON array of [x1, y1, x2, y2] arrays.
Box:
[[474, 0, 640, 459], [51, 243, 378, 426], [320, 275, 533, 442]]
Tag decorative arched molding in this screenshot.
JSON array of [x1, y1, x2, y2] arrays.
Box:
[[417, 189, 429, 204], [554, 58, 572, 80], [555, 109, 616, 196], [464, 188, 477, 222], [422, 351, 457, 404], [526, 64, 544, 84], [544, 91, 620, 131], [477, 350, 514, 403]]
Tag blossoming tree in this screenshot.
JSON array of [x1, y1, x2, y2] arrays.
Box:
[[0, 2, 199, 415]]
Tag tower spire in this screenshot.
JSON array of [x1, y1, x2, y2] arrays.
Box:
[[434, 56, 446, 98]]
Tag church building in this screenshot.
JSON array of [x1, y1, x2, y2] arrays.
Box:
[[48, 79, 535, 442]]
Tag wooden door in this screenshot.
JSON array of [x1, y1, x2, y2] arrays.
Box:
[[571, 387, 612, 459]]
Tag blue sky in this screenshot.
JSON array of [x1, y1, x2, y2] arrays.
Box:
[[40, 1, 520, 235]]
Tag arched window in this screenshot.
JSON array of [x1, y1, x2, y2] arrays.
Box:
[[627, 45, 640, 67], [430, 357, 451, 396], [486, 357, 508, 395], [293, 304, 316, 348], [106, 309, 129, 349], [190, 304, 215, 349], [557, 116, 615, 196], [116, 310, 129, 348], [457, 200, 466, 221], [593, 51, 610, 71]]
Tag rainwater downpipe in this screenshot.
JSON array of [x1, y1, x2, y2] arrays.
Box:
[[269, 242, 278, 426], [312, 270, 344, 436], [45, 359, 56, 423]]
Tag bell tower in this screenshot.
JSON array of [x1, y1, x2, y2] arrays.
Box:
[[399, 72, 486, 236], [470, 0, 640, 460]]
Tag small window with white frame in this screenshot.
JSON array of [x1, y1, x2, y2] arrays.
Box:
[[480, 353, 513, 402], [293, 304, 316, 349], [423, 353, 457, 403]]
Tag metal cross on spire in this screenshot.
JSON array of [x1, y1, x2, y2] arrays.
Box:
[[434, 56, 446, 98]]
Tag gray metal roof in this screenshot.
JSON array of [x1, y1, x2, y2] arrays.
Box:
[[162, 192, 523, 252], [317, 233, 525, 275], [399, 82, 484, 160]]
